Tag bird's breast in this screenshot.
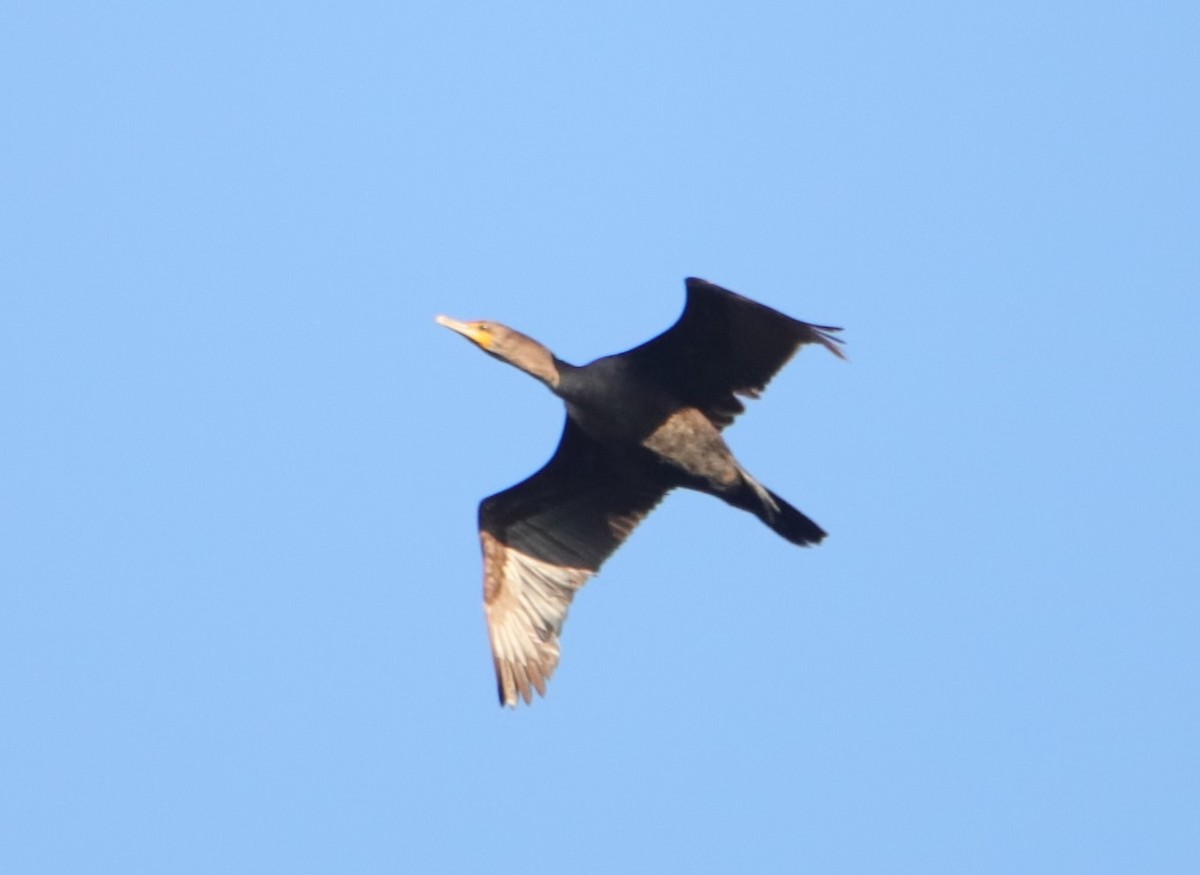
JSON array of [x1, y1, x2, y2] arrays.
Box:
[[557, 358, 678, 444], [564, 396, 661, 444]]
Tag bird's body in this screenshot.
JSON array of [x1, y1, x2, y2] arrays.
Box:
[[436, 278, 844, 706]]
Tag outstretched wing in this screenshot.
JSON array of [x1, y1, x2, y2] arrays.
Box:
[[622, 277, 845, 428], [478, 419, 669, 707]]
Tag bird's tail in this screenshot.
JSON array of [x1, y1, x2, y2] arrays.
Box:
[[731, 466, 827, 547], [758, 487, 827, 546]]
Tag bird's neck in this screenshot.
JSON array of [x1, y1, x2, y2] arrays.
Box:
[[501, 339, 565, 390]]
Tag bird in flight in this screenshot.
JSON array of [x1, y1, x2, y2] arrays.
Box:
[[436, 277, 844, 707]]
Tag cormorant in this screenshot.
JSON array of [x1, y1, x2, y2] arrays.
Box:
[[436, 277, 844, 707]]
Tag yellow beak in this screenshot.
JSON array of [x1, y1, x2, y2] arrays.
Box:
[[435, 315, 493, 349]]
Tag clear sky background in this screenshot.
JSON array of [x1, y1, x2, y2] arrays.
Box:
[[3, 2, 1197, 872]]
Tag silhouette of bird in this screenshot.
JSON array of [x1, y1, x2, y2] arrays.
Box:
[[436, 277, 844, 706]]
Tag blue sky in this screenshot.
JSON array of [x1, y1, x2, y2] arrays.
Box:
[[3, 1, 1198, 872]]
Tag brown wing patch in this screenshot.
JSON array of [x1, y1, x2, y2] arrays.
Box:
[[642, 408, 741, 486], [482, 531, 591, 707], [477, 419, 672, 707]]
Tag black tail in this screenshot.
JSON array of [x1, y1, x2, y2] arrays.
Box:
[[759, 487, 827, 546], [717, 471, 828, 547]]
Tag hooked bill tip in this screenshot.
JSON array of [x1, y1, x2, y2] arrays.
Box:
[[435, 314, 473, 334]]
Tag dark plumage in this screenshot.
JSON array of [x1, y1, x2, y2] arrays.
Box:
[[436, 277, 844, 707]]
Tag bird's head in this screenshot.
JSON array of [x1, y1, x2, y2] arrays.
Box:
[[434, 315, 518, 355], [435, 315, 560, 387]]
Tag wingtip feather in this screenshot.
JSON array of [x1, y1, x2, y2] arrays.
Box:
[[808, 325, 847, 360]]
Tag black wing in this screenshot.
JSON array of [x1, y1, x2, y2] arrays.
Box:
[[622, 277, 844, 428], [478, 418, 669, 707]]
